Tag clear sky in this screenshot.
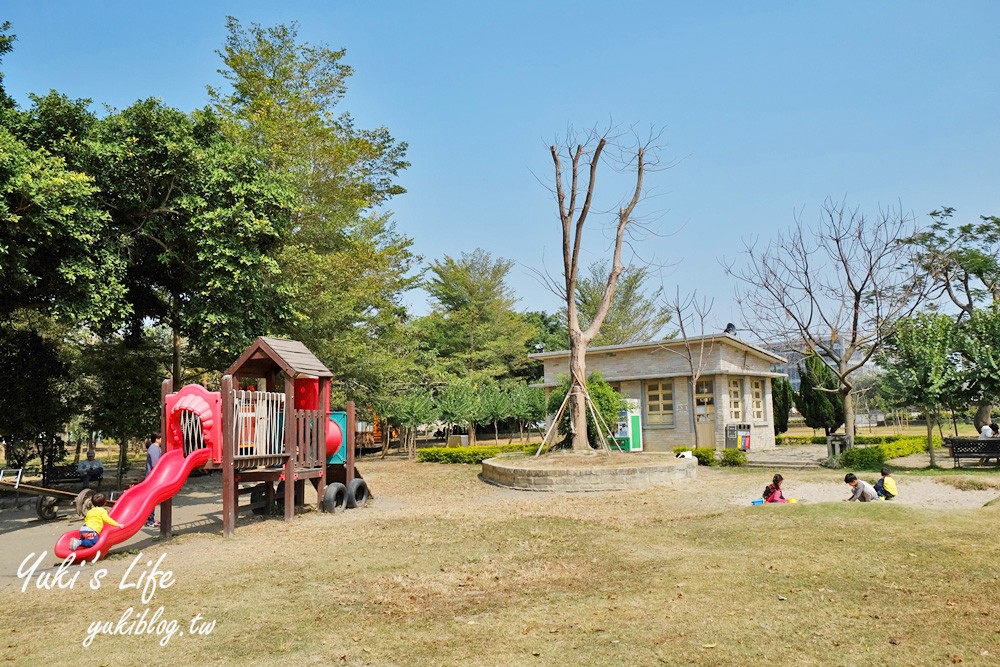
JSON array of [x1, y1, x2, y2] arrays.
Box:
[[3, 1, 998, 330]]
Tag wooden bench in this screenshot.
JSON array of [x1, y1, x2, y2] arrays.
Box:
[[943, 437, 1000, 467]]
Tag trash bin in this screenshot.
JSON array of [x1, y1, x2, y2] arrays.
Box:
[[726, 423, 752, 450]]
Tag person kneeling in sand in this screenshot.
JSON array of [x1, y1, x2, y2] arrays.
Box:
[[844, 473, 878, 502], [873, 467, 897, 500]]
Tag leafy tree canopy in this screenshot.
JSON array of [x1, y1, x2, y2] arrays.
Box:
[[418, 249, 535, 380], [794, 355, 844, 435], [570, 260, 673, 346]]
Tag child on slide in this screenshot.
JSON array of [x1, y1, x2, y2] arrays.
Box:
[[69, 493, 120, 550]]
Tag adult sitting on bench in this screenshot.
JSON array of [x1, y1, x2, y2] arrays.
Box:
[[77, 450, 104, 486]]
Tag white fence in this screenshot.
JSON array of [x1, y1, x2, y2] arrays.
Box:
[[231, 390, 287, 460]]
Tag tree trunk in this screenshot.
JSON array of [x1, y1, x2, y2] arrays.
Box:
[[172, 325, 182, 384], [469, 423, 477, 447], [689, 378, 699, 447], [975, 402, 992, 432], [494, 421, 499, 444], [519, 420, 525, 444], [843, 390, 855, 438], [569, 339, 590, 451], [116, 435, 128, 490], [926, 411, 937, 467]]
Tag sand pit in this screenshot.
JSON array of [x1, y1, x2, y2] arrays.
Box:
[[712, 468, 1000, 509]]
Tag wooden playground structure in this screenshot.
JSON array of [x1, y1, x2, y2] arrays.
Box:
[[158, 336, 365, 538]]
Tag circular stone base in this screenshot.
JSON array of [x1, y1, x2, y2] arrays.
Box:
[[481, 451, 697, 492]]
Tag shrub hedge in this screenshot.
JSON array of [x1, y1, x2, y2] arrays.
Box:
[[691, 448, 716, 466], [776, 434, 930, 446], [839, 436, 940, 470], [720, 449, 748, 467], [417, 444, 536, 464]]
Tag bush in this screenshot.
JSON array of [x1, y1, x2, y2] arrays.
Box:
[[417, 444, 535, 464], [673, 446, 692, 454], [839, 437, 939, 470], [839, 446, 885, 470], [720, 449, 747, 467], [691, 448, 716, 466], [546, 373, 626, 448], [776, 434, 910, 446]]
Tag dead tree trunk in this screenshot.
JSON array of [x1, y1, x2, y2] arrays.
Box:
[[549, 130, 655, 451]]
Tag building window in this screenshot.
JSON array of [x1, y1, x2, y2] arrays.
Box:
[[729, 378, 742, 421], [695, 378, 715, 423], [645, 380, 674, 425], [752, 379, 764, 421]]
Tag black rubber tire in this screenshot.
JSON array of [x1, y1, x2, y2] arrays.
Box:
[[345, 478, 369, 509], [322, 483, 348, 513], [36, 495, 59, 520], [250, 483, 268, 516], [75, 488, 96, 517]]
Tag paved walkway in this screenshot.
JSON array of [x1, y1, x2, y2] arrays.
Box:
[[747, 444, 827, 468], [748, 443, 969, 470]]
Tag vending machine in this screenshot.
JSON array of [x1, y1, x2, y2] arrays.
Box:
[[612, 398, 643, 452]]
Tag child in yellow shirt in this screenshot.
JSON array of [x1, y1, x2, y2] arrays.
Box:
[[70, 493, 120, 550], [874, 467, 897, 500]]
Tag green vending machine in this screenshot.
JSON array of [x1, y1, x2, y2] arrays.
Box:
[[612, 398, 643, 452]]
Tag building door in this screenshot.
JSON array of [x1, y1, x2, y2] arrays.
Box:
[[694, 378, 716, 448]]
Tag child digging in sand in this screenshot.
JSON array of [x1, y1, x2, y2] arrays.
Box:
[[874, 467, 897, 500], [70, 492, 119, 550], [762, 474, 788, 503]]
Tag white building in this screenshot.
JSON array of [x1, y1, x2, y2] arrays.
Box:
[[529, 334, 786, 452]]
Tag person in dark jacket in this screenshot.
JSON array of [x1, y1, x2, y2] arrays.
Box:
[[145, 433, 162, 527]]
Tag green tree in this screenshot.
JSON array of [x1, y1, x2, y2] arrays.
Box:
[[78, 331, 169, 485], [571, 261, 673, 346], [0, 21, 14, 110], [957, 309, 1000, 427], [772, 376, 794, 435], [479, 383, 511, 444], [420, 249, 535, 380], [0, 325, 71, 468], [387, 389, 438, 459], [907, 207, 1000, 429], [435, 381, 477, 442], [794, 355, 844, 436], [84, 99, 296, 380], [509, 382, 546, 443], [209, 18, 415, 407], [546, 373, 626, 449], [879, 313, 961, 465], [0, 118, 127, 326]]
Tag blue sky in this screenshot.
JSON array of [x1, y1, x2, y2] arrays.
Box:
[[3, 1, 998, 330]]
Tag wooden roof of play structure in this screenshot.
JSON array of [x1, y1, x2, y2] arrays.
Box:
[[226, 336, 332, 379]]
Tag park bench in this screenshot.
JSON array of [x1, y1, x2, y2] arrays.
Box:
[[41, 463, 104, 488], [942, 437, 1000, 467]]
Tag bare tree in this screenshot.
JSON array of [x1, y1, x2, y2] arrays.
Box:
[[547, 128, 663, 451], [664, 290, 715, 447], [727, 199, 927, 439]]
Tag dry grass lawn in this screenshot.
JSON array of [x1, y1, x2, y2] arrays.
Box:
[[4, 460, 1000, 666]]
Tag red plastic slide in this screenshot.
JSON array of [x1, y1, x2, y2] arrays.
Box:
[[54, 447, 210, 561]]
